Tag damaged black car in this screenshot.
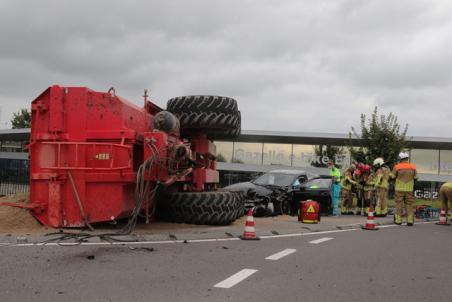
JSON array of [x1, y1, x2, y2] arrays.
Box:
[[222, 170, 316, 217]]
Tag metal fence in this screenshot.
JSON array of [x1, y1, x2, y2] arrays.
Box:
[[0, 158, 30, 196]]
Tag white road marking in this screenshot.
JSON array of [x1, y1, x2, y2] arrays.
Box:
[[6, 221, 437, 247], [265, 248, 296, 260], [309, 237, 333, 244], [338, 223, 362, 226], [214, 269, 258, 289]]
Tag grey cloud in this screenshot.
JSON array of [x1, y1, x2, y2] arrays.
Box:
[[0, 0, 451, 137]]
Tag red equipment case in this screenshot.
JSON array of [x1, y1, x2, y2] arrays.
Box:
[[299, 200, 320, 224]]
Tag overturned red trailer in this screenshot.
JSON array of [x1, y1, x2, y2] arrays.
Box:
[[27, 85, 243, 228]]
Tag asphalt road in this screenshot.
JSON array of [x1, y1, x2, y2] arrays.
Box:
[[1, 223, 451, 302]]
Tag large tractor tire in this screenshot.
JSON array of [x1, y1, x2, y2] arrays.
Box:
[[231, 191, 246, 219], [158, 191, 244, 225], [223, 111, 241, 139], [166, 95, 241, 139]]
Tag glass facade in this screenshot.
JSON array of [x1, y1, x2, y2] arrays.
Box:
[[232, 142, 263, 165], [215, 141, 450, 176], [0, 140, 25, 152], [262, 143, 292, 166], [410, 149, 439, 174], [292, 144, 317, 167], [440, 150, 452, 176], [217, 142, 352, 169], [214, 141, 233, 163]]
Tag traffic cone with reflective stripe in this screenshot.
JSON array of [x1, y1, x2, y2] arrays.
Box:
[[362, 207, 379, 230], [436, 210, 450, 226], [240, 209, 260, 240]]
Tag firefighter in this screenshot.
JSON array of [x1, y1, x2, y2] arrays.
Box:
[[362, 164, 376, 214], [353, 164, 365, 215], [328, 160, 341, 216], [340, 164, 358, 214], [373, 157, 390, 217], [391, 152, 418, 226], [439, 182, 452, 222]]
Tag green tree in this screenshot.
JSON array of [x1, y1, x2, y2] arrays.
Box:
[[311, 145, 346, 168], [11, 108, 31, 129], [349, 107, 408, 168], [216, 153, 227, 163]]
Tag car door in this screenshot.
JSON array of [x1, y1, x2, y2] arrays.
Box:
[[292, 177, 332, 215]]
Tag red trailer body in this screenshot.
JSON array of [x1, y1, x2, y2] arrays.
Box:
[[29, 86, 160, 227]]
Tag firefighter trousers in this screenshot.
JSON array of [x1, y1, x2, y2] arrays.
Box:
[[340, 189, 353, 213], [439, 186, 452, 215], [375, 187, 388, 216], [395, 191, 415, 223]]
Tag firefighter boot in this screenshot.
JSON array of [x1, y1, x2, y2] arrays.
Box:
[[381, 207, 388, 217], [407, 215, 414, 226], [394, 214, 402, 225]]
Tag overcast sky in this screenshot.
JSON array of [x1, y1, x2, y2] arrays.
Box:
[[0, 0, 451, 136]]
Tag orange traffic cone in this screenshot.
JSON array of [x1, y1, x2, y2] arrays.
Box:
[[362, 207, 379, 230], [240, 209, 260, 240], [436, 210, 450, 226]]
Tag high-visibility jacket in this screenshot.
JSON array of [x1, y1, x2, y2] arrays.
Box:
[[374, 166, 390, 189], [391, 161, 418, 192], [330, 167, 341, 184], [442, 182, 452, 189], [363, 173, 376, 191], [341, 169, 357, 191]]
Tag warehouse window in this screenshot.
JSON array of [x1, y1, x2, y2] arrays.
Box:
[[232, 142, 263, 165], [292, 145, 317, 167], [440, 150, 452, 175], [262, 143, 292, 166], [410, 149, 439, 174], [214, 141, 233, 163]]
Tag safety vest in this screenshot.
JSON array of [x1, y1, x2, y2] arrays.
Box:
[[330, 167, 341, 183], [392, 162, 418, 192]]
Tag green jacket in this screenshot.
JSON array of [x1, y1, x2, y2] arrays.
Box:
[[330, 167, 341, 184]]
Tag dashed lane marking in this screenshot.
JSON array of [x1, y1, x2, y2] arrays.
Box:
[[309, 237, 334, 244], [265, 248, 296, 260], [214, 269, 258, 289]]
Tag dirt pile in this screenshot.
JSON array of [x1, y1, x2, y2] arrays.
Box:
[[0, 193, 46, 233]]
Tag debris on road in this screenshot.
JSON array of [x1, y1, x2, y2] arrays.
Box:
[[0, 193, 44, 233]]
